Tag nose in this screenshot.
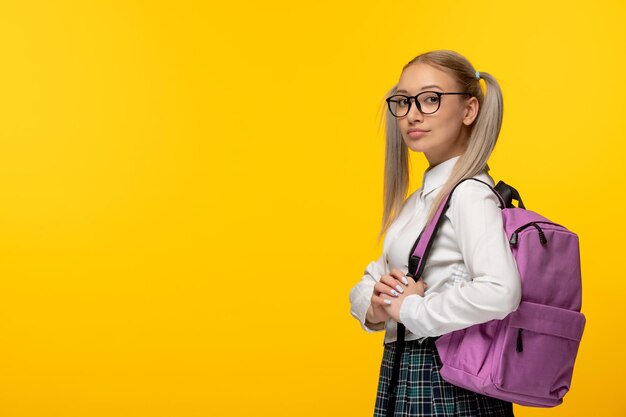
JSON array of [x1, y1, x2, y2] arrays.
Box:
[[406, 98, 423, 122]]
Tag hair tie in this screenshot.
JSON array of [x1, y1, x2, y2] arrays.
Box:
[[475, 70, 481, 80]]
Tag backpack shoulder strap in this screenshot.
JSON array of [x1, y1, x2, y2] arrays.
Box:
[[407, 177, 508, 279]]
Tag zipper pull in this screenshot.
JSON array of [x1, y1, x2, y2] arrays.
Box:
[[531, 223, 548, 245], [516, 328, 524, 352], [509, 232, 518, 246]]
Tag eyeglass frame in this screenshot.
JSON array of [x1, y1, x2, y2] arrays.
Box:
[[385, 91, 472, 117]]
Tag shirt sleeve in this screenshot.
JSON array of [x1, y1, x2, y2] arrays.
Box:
[[399, 180, 522, 337], [349, 253, 387, 332]]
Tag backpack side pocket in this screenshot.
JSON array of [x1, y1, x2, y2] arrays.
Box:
[[436, 319, 501, 382]]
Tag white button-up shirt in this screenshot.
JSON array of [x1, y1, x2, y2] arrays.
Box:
[[349, 156, 522, 345]]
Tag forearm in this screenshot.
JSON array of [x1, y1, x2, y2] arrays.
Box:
[[349, 256, 387, 333], [399, 277, 520, 337]]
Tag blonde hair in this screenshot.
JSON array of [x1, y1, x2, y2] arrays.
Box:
[[376, 49, 504, 243]]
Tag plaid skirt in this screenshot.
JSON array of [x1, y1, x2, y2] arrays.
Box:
[[373, 338, 515, 417]]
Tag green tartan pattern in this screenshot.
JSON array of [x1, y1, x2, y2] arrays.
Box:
[[373, 338, 515, 417]]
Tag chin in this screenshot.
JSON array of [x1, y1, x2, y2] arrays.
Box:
[[403, 139, 429, 154]]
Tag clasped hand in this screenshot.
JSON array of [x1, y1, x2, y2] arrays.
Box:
[[368, 268, 427, 324]]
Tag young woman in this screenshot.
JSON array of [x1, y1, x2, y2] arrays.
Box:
[[348, 50, 522, 416]]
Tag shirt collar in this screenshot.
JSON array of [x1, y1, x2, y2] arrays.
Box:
[[421, 155, 461, 197]]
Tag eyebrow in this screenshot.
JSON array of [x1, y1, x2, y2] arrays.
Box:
[[396, 84, 443, 94]]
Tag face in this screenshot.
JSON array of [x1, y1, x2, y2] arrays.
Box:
[[394, 63, 479, 167]]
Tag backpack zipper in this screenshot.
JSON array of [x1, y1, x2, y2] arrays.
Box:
[[510, 221, 555, 246]]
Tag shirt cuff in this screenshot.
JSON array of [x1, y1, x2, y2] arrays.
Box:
[[363, 317, 386, 332], [399, 294, 426, 336], [350, 299, 386, 333]]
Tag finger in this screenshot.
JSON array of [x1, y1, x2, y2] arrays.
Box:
[[390, 269, 410, 285], [372, 293, 393, 306], [374, 281, 400, 297], [379, 276, 405, 295], [380, 275, 400, 287]]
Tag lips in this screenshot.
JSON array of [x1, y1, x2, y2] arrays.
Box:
[[407, 128, 429, 138]]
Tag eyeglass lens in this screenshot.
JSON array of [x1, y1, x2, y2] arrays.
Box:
[[389, 92, 441, 117]]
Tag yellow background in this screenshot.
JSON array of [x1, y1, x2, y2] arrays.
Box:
[[0, 1, 623, 416]]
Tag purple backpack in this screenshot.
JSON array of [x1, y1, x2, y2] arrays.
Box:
[[388, 178, 585, 412]]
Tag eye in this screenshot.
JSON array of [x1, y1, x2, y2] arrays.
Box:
[[391, 96, 410, 106]]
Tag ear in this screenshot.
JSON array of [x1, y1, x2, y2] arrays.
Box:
[[462, 96, 479, 126]]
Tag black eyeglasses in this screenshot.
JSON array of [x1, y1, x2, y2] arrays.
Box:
[[386, 91, 472, 118]]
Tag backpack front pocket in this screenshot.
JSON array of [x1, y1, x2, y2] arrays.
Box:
[[492, 301, 585, 400]]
